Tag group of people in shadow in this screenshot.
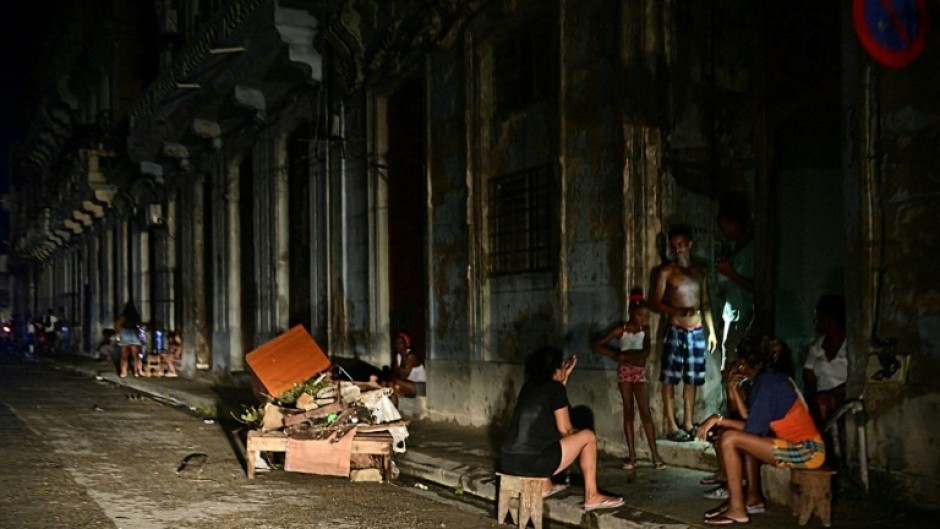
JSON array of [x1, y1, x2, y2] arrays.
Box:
[[499, 308, 845, 523], [112, 301, 182, 378], [497, 205, 847, 522]]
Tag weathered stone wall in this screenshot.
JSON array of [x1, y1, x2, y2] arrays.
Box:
[[851, 42, 940, 502]]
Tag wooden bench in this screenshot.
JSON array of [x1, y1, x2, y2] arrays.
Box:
[[245, 430, 394, 480], [496, 473, 544, 529], [791, 466, 837, 527]]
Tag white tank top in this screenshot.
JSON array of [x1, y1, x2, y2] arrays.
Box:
[[618, 330, 645, 352], [398, 352, 427, 383]]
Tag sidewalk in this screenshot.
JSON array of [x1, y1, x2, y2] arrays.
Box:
[[45, 354, 932, 529]]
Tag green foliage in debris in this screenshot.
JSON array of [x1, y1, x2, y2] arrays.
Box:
[[275, 375, 332, 405], [233, 405, 264, 427]]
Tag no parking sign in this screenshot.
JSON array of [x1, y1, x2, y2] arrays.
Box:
[[853, 0, 929, 68]]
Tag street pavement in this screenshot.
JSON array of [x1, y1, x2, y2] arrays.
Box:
[[38, 353, 937, 529]]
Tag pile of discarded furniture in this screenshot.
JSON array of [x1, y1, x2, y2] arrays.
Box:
[[243, 325, 408, 482]]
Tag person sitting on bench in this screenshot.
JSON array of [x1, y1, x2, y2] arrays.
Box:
[[160, 330, 182, 378]]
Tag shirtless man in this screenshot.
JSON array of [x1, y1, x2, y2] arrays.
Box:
[[650, 225, 717, 441]]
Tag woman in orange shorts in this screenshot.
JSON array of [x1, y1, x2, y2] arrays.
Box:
[[696, 336, 824, 525]]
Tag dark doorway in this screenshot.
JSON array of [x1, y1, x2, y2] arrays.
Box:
[[763, 1, 844, 363], [386, 77, 427, 361], [239, 156, 256, 354], [288, 123, 312, 332]]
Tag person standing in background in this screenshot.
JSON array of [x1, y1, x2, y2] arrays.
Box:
[[650, 224, 718, 442], [115, 301, 145, 378], [716, 206, 754, 373], [592, 288, 664, 470], [715, 206, 755, 420]]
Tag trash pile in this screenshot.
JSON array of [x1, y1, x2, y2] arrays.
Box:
[[239, 325, 408, 481], [243, 373, 409, 451]]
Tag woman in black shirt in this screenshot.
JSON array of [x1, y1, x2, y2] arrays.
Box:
[[500, 346, 625, 511]]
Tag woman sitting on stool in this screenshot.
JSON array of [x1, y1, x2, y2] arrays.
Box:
[[500, 346, 624, 511], [160, 330, 182, 378], [696, 336, 824, 525]]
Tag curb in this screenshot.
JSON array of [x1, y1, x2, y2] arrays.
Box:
[[396, 450, 696, 529]]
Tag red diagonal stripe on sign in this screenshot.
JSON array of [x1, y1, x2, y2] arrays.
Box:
[[879, 0, 914, 47]]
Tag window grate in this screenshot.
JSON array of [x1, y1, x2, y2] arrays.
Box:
[[487, 165, 555, 276]]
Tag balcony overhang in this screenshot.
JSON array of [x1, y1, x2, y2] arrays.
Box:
[[126, 0, 321, 164]]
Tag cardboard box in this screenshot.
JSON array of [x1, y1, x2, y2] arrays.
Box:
[[246, 325, 331, 400]]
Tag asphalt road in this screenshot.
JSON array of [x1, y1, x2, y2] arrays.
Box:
[[0, 355, 507, 529]]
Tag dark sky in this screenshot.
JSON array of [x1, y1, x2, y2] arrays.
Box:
[[0, 1, 54, 247]]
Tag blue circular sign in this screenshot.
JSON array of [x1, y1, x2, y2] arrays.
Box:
[[853, 0, 929, 68]]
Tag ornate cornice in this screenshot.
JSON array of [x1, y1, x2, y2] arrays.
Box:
[[317, 0, 489, 96], [129, 0, 268, 121]]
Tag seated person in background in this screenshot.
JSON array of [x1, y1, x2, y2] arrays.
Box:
[[384, 332, 426, 406], [160, 331, 182, 378], [500, 347, 624, 512], [803, 294, 847, 455], [696, 335, 824, 525]]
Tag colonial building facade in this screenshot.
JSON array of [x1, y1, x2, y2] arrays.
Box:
[[5, 0, 938, 505]]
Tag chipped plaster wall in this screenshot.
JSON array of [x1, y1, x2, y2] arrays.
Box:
[[334, 98, 376, 363], [848, 54, 940, 503], [427, 359, 653, 461], [419, 0, 686, 452], [427, 48, 471, 361]]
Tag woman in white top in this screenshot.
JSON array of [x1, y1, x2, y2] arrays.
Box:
[[802, 295, 847, 429], [387, 332, 426, 406], [592, 288, 663, 470]]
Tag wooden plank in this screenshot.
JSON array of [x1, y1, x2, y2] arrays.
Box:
[[245, 429, 395, 480], [247, 430, 288, 451], [245, 325, 331, 399], [354, 420, 411, 432], [282, 402, 344, 427]]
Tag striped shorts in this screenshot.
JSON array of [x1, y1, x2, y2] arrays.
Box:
[[660, 325, 707, 386], [772, 438, 826, 469]]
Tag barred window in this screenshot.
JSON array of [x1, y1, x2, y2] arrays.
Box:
[[487, 165, 555, 276]]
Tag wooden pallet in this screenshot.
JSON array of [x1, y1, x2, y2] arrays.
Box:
[[245, 429, 394, 480]]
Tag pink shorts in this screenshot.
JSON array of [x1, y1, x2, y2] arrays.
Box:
[[618, 364, 647, 383]]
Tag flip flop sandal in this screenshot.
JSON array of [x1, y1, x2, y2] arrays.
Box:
[[700, 474, 725, 485], [622, 461, 636, 470], [653, 461, 666, 470], [542, 483, 568, 498], [703, 487, 729, 500], [704, 515, 750, 525], [746, 505, 766, 514], [666, 430, 692, 442], [584, 497, 625, 511]]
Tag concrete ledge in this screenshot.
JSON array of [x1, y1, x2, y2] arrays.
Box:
[[397, 450, 694, 529]]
